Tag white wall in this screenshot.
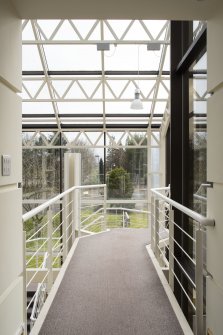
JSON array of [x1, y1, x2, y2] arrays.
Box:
[[10, 0, 223, 20], [0, 1, 23, 334], [206, 12, 223, 335]]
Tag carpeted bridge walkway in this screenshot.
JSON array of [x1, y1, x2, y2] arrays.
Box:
[[39, 229, 184, 335]]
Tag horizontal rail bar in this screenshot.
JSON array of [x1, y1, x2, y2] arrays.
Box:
[[106, 207, 150, 214], [193, 194, 207, 202], [172, 220, 196, 242], [82, 215, 104, 230], [26, 221, 48, 242], [172, 270, 196, 311], [26, 238, 49, 266], [81, 207, 103, 225]]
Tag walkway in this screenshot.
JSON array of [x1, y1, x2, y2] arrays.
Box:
[[39, 229, 184, 335]]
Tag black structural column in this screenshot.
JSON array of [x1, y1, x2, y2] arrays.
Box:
[[170, 21, 191, 313]]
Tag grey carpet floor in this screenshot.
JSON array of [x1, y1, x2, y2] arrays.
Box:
[[39, 229, 184, 335]]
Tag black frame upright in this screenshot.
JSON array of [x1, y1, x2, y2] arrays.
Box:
[[170, 21, 207, 318]]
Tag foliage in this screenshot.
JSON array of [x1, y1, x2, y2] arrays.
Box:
[[106, 146, 126, 171], [23, 133, 99, 202], [105, 133, 147, 188], [125, 134, 147, 184], [107, 167, 133, 199], [23, 132, 60, 200]]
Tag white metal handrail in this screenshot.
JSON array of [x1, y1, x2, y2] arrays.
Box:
[[151, 187, 214, 227], [151, 186, 215, 335], [23, 184, 106, 222]]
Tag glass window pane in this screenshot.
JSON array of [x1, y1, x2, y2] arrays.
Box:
[[104, 45, 161, 71], [44, 45, 101, 71], [22, 45, 43, 71]]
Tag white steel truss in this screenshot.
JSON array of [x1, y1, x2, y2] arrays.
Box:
[[22, 19, 170, 44], [22, 20, 207, 132], [22, 19, 171, 130], [22, 129, 159, 149]]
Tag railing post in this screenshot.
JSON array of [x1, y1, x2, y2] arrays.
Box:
[[23, 231, 27, 335], [169, 208, 174, 291], [195, 227, 204, 335], [73, 188, 81, 239], [47, 206, 53, 293], [154, 198, 160, 259], [62, 196, 68, 261], [103, 185, 107, 231], [151, 195, 155, 252], [122, 210, 125, 228]]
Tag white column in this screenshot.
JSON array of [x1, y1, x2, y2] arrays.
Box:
[[0, 2, 23, 335], [206, 13, 223, 335], [64, 153, 81, 242], [159, 133, 166, 188], [147, 128, 152, 225]]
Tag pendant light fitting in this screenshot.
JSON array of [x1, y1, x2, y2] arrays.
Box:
[[130, 46, 143, 110], [130, 88, 143, 110]]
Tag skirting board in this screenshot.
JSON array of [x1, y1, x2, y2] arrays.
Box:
[[146, 244, 194, 335]]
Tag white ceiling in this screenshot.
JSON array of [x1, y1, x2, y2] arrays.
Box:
[[11, 0, 223, 20]]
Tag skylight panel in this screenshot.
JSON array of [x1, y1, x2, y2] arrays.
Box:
[[142, 20, 168, 40], [22, 19, 170, 131], [57, 102, 103, 114], [44, 45, 101, 71], [104, 45, 161, 71], [37, 20, 61, 39], [22, 102, 54, 114], [105, 20, 132, 40], [22, 45, 43, 71], [22, 20, 35, 40], [71, 20, 99, 40], [105, 101, 152, 114]]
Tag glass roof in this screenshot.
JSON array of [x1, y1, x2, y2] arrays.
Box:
[[22, 19, 170, 130]]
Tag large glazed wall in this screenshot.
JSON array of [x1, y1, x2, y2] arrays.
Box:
[[0, 1, 23, 335], [206, 13, 223, 335]]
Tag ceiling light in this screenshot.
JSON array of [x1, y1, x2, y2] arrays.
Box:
[[131, 45, 143, 110], [130, 88, 143, 110]]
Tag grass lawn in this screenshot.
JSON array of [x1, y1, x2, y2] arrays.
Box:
[[24, 208, 149, 267]]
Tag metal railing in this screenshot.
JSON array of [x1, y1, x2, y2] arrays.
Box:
[[106, 207, 149, 229], [22, 184, 107, 333], [151, 187, 214, 335]]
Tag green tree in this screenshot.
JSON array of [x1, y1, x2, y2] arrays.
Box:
[[107, 167, 133, 199], [125, 133, 147, 186], [106, 136, 126, 172]]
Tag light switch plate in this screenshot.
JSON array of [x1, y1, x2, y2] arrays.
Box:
[[2, 155, 11, 176]]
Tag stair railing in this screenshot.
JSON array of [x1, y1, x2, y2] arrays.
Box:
[[151, 186, 215, 335]]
